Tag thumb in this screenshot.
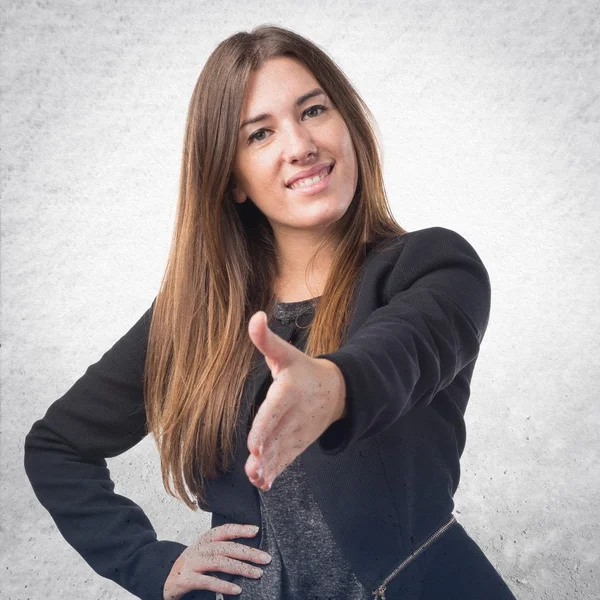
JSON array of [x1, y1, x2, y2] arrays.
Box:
[[248, 311, 295, 374]]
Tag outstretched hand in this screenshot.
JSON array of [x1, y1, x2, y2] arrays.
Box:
[[245, 311, 347, 491]]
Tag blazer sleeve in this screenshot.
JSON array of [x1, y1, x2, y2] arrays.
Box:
[[23, 300, 187, 600], [316, 226, 492, 455]]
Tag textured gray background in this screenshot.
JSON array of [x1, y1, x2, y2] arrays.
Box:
[[2, 1, 599, 598]]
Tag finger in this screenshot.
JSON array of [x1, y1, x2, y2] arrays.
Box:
[[245, 452, 263, 482], [248, 311, 294, 373], [259, 423, 305, 487], [182, 572, 243, 596], [207, 541, 271, 566], [245, 454, 266, 489], [244, 450, 267, 490], [198, 555, 264, 580], [247, 385, 290, 456], [200, 523, 259, 544], [260, 402, 306, 459]]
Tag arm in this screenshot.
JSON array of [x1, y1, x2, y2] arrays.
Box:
[[316, 226, 491, 454], [24, 301, 187, 600]]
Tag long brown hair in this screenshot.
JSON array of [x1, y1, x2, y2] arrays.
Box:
[[144, 24, 407, 510]]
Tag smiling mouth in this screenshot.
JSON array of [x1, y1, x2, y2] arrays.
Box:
[[286, 163, 334, 189]]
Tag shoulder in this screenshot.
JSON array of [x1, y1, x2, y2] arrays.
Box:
[[364, 226, 489, 302], [370, 226, 481, 263]]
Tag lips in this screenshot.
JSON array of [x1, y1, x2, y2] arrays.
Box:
[[285, 162, 334, 187]]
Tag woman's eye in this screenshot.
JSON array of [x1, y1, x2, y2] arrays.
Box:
[[248, 105, 328, 144], [304, 105, 327, 119], [248, 129, 268, 144]]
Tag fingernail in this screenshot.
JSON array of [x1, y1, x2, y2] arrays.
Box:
[[257, 466, 263, 479]]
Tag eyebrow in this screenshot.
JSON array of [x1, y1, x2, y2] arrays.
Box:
[[239, 88, 326, 131]]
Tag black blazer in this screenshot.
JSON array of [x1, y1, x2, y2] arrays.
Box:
[[24, 226, 492, 600]]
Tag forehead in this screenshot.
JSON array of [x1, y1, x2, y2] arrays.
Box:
[[241, 57, 320, 111]]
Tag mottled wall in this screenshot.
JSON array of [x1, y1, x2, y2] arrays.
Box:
[[2, 1, 598, 598]]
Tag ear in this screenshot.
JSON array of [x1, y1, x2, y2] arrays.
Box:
[[231, 184, 247, 204]]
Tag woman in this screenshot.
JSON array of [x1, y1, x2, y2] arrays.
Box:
[[24, 25, 517, 600]]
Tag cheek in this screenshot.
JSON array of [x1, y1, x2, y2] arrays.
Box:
[[336, 127, 357, 169], [338, 139, 358, 188]]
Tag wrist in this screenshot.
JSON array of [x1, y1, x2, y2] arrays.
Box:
[[317, 358, 347, 422], [163, 553, 186, 600]]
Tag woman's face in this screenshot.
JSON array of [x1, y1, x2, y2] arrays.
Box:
[[232, 56, 358, 240]]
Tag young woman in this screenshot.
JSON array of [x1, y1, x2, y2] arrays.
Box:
[[24, 25, 517, 600]]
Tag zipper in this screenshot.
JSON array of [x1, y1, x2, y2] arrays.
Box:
[[371, 515, 457, 599]]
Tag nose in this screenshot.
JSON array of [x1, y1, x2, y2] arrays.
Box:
[[281, 121, 317, 163]]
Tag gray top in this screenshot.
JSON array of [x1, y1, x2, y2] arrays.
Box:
[[229, 297, 367, 599]]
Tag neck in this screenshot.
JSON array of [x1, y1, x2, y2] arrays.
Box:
[[272, 229, 338, 303]]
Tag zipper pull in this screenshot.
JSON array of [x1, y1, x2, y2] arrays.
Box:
[[216, 594, 224, 600], [372, 585, 387, 599]]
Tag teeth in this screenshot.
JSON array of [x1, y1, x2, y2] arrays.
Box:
[[289, 165, 331, 190]]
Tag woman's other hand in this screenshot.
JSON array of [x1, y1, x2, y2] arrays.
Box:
[[163, 523, 271, 599]]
